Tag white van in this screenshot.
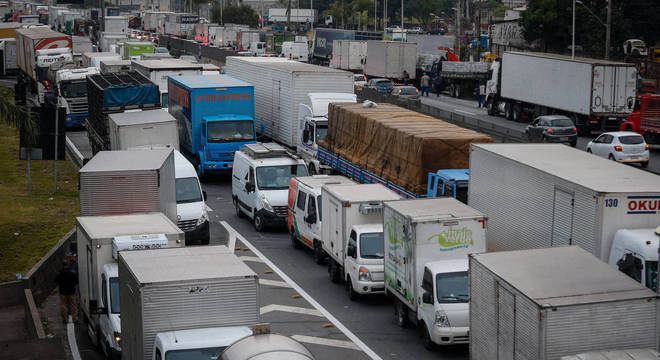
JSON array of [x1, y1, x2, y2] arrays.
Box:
[[174, 150, 210, 244], [232, 143, 308, 231], [281, 41, 308, 62]]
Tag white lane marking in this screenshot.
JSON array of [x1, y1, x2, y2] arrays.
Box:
[[239, 237, 382, 360], [220, 221, 237, 252], [238, 256, 264, 263], [454, 108, 476, 116], [65, 136, 84, 164], [260, 304, 323, 317], [292, 335, 362, 351], [259, 279, 292, 288], [67, 318, 82, 360], [205, 204, 213, 212]]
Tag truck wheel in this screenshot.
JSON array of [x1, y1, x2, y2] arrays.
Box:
[[313, 240, 325, 265], [487, 99, 496, 116], [512, 104, 521, 122], [422, 323, 435, 351], [346, 277, 358, 301], [254, 214, 265, 232], [453, 85, 461, 98], [328, 260, 341, 283], [641, 161, 648, 168], [505, 102, 513, 120], [395, 300, 409, 328], [291, 228, 301, 249]]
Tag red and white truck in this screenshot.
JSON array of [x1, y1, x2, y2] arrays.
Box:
[[15, 27, 72, 104], [620, 94, 660, 144]]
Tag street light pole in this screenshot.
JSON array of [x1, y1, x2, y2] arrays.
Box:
[[571, 0, 575, 59], [400, 0, 403, 38], [605, 0, 611, 59], [374, 0, 377, 31]]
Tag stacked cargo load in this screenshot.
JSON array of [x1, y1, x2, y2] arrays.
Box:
[[318, 103, 493, 194]]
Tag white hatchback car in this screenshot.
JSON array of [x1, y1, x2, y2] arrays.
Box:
[[586, 131, 649, 168]]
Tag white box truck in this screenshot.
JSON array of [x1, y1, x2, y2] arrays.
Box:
[[470, 246, 659, 360], [82, 51, 122, 69], [77, 213, 185, 359], [108, 109, 179, 151], [99, 59, 131, 74], [104, 16, 128, 34], [468, 143, 660, 280], [486, 52, 637, 134], [78, 148, 177, 223], [322, 184, 402, 297], [119, 246, 260, 360], [0, 38, 17, 75], [330, 40, 367, 71], [224, 56, 354, 148], [364, 41, 417, 80], [131, 59, 202, 107], [384, 198, 487, 348], [99, 32, 127, 53]]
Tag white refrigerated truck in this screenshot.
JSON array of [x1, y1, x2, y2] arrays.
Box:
[[364, 41, 417, 80], [384, 198, 487, 348], [322, 183, 402, 298], [77, 213, 185, 359], [330, 40, 367, 71]]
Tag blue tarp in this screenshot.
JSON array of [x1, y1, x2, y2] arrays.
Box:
[[102, 84, 160, 108]]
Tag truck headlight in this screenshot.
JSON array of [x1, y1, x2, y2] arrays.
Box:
[[261, 195, 274, 212], [435, 310, 450, 328], [196, 209, 208, 226], [358, 267, 371, 281], [113, 331, 121, 344]]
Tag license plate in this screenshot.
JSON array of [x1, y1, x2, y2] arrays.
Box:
[[560, 137, 568, 141]]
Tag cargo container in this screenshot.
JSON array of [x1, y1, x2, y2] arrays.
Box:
[[132, 59, 202, 107], [487, 52, 637, 134], [0, 38, 17, 75], [468, 143, 660, 262], [384, 198, 487, 348], [99, 32, 128, 52], [120, 41, 154, 60], [104, 16, 128, 33], [168, 75, 256, 175], [77, 213, 184, 359], [470, 246, 659, 360], [82, 51, 122, 68], [237, 29, 261, 51], [0, 23, 21, 39], [99, 59, 131, 74], [109, 109, 178, 150], [268, 8, 317, 23], [119, 246, 260, 360], [364, 41, 417, 80], [86, 71, 160, 153], [142, 11, 171, 32], [224, 57, 354, 148], [164, 13, 198, 38], [330, 40, 366, 70], [78, 148, 176, 222], [311, 28, 382, 64]]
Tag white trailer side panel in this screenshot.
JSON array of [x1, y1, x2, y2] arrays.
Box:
[[501, 52, 593, 116], [364, 41, 417, 79]]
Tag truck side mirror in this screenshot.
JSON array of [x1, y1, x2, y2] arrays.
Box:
[[245, 182, 255, 193], [422, 291, 433, 304], [302, 128, 310, 143], [202, 190, 207, 201], [89, 299, 98, 311], [347, 245, 356, 258]]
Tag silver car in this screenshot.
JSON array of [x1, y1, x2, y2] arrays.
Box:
[[525, 115, 577, 146], [390, 86, 420, 100]]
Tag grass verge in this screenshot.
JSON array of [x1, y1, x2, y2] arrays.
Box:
[[0, 122, 79, 282]]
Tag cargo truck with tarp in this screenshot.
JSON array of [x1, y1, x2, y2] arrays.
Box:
[[317, 102, 493, 198], [86, 71, 160, 153]]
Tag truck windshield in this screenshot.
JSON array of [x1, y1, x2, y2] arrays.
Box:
[[647, 261, 658, 292], [256, 165, 308, 190], [436, 271, 469, 303], [176, 177, 202, 204], [360, 232, 384, 259], [110, 277, 120, 314], [316, 124, 328, 143], [61, 81, 87, 98], [165, 347, 225, 360], [207, 120, 255, 143]]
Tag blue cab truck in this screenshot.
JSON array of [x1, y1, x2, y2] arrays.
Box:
[[168, 75, 256, 176]]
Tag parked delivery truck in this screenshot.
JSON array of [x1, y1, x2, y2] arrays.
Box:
[[132, 59, 202, 107], [384, 197, 487, 348]]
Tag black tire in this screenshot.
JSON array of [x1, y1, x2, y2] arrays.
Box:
[[505, 102, 513, 120], [346, 277, 358, 301], [254, 213, 265, 232], [587, 148, 592, 153], [313, 240, 325, 265], [422, 323, 435, 351], [394, 300, 409, 328], [641, 161, 649, 168], [308, 163, 317, 175], [570, 141, 577, 147], [235, 200, 244, 218], [291, 228, 301, 249], [512, 104, 521, 122], [487, 99, 496, 116], [328, 260, 341, 283], [608, 154, 616, 161], [453, 85, 461, 98]]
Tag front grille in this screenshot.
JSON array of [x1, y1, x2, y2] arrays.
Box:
[[70, 101, 88, 114], [453, 335, 470, 343], [371, 271, 384, 282], [210, 151, 235, 161], [178, 219, 197, 231], [272, 206, 287, 217]]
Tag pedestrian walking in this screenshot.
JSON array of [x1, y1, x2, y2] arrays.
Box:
[[55, 259, 78, 323], [433, 76, 443, 97], [420, 73, 430, 97], [477, 83, 486, 108], [403, 70, 410, 86]]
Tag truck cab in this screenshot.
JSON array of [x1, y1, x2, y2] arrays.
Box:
[[55, 67, 99, 128], [344, 223, 386, 299], [174, 150, 210, 245], [35, 47, 72, 104], [620, 94, 660, 144], [97, 263, 121, 359], [297, 93, 357, 174], [417, 259, 469, 348], [608, 227, 659, 291], [153, 326, 253, 360], [248, 41, 265, 56]]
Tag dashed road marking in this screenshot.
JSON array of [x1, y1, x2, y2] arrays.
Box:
[[259, 279, 292, 288], [238, 256, 264, 263], [67, 318, 82, 360], [260, 304, 324, 317], [292, 335, 362, 351]]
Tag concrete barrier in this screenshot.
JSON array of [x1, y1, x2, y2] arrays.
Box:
[[23, 289, 45, 340]]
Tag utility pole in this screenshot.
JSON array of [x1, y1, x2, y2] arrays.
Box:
[[400, 0, 403, 40], [571, 0, 575, 59], [605, 0, 611, 59], [53, 105, 58, 193], [456, 0, 461, 58], [383, 0, 386, 36]]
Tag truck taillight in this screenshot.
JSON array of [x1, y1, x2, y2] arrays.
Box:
[[614, 145, 623, 152]]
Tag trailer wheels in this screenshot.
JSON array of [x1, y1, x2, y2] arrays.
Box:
[[512, 104, 522, 122], [505, 102, 513, 120], [395, 300, 409, 328], [487, 99, 496, 116]]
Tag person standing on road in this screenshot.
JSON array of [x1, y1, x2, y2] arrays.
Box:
[[420, 73, 430, 97], [477, 83, 486, 108], [55, 259, 78, 323]]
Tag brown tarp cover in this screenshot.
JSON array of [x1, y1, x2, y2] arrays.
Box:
[[319, 103, 493, 194]]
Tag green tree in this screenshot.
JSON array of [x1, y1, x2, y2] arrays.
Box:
[[520, 0, 572, 52], [211, 2, 259, 26]]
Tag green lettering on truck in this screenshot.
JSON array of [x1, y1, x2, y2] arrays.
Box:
[[428, 227, 474, 251]]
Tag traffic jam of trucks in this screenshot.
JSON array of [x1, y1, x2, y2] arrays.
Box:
[[3, 2, 660, 359]]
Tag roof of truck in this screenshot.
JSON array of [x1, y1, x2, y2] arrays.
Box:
[[470, 246, 656, 307], [132, 58, 202, 70], [227, 56, 352, 75], [322, 183, 402, 202], [15, 27, 68, 40], [108, 108, 175, 126], [76, 213, 181, 240], [472, 144, 660, 193], [84, 51, 120, 58], [80, 148, 172, 172], [385, 198, 484, 221], [506, 51, 635, 66], [120, 246, 257, 284], [296, 175, 356, 191], [169, 74, 252, 89]]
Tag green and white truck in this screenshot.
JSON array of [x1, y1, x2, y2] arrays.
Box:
[[120, 41, 154, 60]]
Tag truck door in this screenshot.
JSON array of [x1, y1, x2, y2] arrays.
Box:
[[600, 65, 616, 113], [497, 284, 515, 359], [307, 195, 320, 241], [295, 189, 309, 244], [328, 200, 339, 258], [551, 188, 574, 246]]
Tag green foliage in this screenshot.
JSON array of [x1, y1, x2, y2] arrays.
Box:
[[211, 2, 259, 26], [0, 87, 39, 148]]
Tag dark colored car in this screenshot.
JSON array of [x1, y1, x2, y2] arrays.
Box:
[[367, 78, 394, 93], [525, 115, 577, 146]]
